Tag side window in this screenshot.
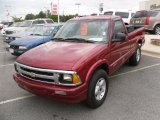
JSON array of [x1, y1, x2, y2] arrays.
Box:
[[131, 13, 135, 17], [112, 20, 126, 39], [104, 11, 113, 15], [113, 20, 126, 34], [32, 21, 38, 25], [38, 20, 45, 24]]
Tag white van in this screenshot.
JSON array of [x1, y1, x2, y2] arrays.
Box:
[[104, 10, 135, 25]]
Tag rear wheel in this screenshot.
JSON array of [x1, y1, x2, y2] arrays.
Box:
[[129, 45, 141, 66], [86, 69, 108, 108], [154, 25, 160, 35]]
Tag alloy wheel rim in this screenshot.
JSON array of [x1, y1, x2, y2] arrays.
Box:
[[95, 78, 106, 101], [136, 48, 140, 62], [155, 26, 160, 35]]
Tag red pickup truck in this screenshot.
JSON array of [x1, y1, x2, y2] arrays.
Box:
[[13, 16, 145, 108]]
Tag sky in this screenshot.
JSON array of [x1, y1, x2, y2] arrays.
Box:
[[0, 0, 144, 21]]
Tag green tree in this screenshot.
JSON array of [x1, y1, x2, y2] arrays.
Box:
[[36, 11, 46, 18], [48, 14, 58, 22], [25, 13, 35, 20], [11, 16, 23, 22], [24, 11, 76, 22]]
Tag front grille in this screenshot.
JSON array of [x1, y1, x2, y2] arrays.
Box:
[[10, 45, 19, 49], [21, 73, 55, 83], [15, 62, 78, 86], [6, 31, 13, 34], [15, 63, 60, 84], [21, 67, 54, 76], [9, 37, 15, 40]]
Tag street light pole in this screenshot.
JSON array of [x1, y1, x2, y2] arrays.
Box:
[[58, 0, 60, 24], [75, 3, 81, 16], [50, 2, 53, 15]]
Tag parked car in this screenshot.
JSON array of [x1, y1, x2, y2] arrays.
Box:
[[130, 10, 160, 35], [0, 21, 13, 30], [0, 23, 4, 30], [4, 26, 37, 49], [3, 18, 54, 36], [1, 22, 21, 37], [9, 24, 62, 56], [31, 18, 54, 24], [104, 10, 135, 25], [19, 18, 54, 27], [13, 16, 145, 108]]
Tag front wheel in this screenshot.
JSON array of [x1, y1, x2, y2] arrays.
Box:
[[129, 45, 141, 66], [86, 69, 108, 108], [154, 25, 160, 35]]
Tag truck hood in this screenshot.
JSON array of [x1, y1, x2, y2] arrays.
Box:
[[10, 35, 52, 48], [7, 31, 31, 38], [5, 27, 26, 31], [4, 27, 16, 31], [17, 41, 101, 70]]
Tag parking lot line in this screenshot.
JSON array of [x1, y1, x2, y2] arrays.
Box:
[[110, 63, 160, 78], [0, 63, 160, 105], [0, 95, 35, 105], [0, 51, 7, 54], [0, 64, 14, 68]]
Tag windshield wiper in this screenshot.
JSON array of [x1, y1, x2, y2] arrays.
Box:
[[52, 37, 95, 43], [52, 38, 64, 41], [63, 38, 94, 43], [30, 34, 42, 36]]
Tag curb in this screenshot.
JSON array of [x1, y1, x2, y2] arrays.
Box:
[[142, 49, 160, 58]]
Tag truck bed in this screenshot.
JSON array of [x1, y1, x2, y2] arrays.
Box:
[[126, 25, 144, 33]]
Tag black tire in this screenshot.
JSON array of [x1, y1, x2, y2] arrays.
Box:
[[129, 45, 141, 66], [86, 69, 108, 108], [153, 25, 160, 35]]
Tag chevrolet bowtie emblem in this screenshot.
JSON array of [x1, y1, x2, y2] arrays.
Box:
[[30, 72, 36, 78]]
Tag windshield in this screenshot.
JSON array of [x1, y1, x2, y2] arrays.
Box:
[[104, 11, 113, 15], [31, 26, 55, 36], [115, 12, 129, 18], [133, 11, 159, 18], [20, 21, 32, 27], [55, 20, 110, 42], [10, 22, 21, 27], [25, 26, 37, 32]]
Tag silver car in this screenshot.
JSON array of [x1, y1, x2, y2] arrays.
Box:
[[130, 10, 160, 35]]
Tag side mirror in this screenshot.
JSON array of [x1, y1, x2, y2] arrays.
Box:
[[52, 33, 56, 37], [112, 32, 126, 42]]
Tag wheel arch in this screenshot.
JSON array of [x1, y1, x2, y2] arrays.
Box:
[[85, 60, 109, 85], [153, 23, 160, 34], [153, 22, 160, 30]]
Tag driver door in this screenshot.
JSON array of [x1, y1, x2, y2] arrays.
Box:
[[109, 19, 130, 73]]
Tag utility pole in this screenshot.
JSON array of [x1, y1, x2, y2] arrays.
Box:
[[99, 3, 104, 14], [5, 5, 11, 21], [75, 3, 81, 16], [50, 2, 53, 15], [58, 0, 60, 24]]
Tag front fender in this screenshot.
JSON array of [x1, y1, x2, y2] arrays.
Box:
[[153, 21, 160, 30], [27, 38, 52, 49], [85, 59, 109, 85]]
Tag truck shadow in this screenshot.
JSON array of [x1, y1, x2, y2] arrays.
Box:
[[14, 55, 160, 120]]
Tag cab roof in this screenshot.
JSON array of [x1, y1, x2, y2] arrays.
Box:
[[70, 15, 121, 21]]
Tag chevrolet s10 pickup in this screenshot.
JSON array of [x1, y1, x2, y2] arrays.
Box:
[[13, 16, 145, 108]]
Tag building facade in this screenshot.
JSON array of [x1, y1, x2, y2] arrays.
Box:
[[139, 0, 160, 11]]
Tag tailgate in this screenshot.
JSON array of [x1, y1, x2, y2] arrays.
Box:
[[128, 27, 145, 45], [131, 17, 146, 25]]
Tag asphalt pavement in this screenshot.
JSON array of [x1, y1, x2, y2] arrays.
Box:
[[0, 35, 160, 120]]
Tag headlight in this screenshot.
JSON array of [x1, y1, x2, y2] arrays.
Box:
[[19, 46, 27, 49], [59, 73, 82, 85], [14, 64, 20, 72], [63, 74, 72, 82], [13, 30, 18, 33]]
